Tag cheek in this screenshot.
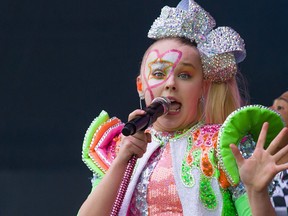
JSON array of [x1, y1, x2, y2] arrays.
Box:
[[185, 81, 203, 97], [147, 78, 165, 87], [278, 110, 287, 120], [182, 89, 201, 110], [187, 100, 199, 109], [142, 83, 162, 101]]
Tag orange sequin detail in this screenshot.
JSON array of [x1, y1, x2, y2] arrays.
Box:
[[201, 152, 213, 177], [89, 118, 121, 172], [218, 168, 231, 189], [193, 129, 200, 140], [212, 132, 218, 148], [147, 142, 183, 215], [187, 153, 193, 165], [186, 128, 219, 178], [113, 134, 122, 155]]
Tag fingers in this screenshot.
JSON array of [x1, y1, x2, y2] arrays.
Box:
[[124, 136, 147, 158], [145, 132, 152, 143], [276, 163, 288, 174], [128, 109, 146, 121], [267, 127, 288, 155], [256, 122, 269, 150], [117, 109, 151, 162], [274, 142, 288, 165], [119, 130, 150, 161], [230, 144, 244, 167]]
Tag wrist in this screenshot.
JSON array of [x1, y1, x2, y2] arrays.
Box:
[[246, 187, 270, 199], [245, 188, 276, 216], [113, 155, 131, 169]]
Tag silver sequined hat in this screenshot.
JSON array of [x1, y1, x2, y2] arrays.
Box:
[[148, 0, 246, 83]]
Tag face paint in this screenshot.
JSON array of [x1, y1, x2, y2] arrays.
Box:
[[142, 49, 182, 99]]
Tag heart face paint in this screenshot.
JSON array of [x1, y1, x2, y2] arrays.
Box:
[[138, 39, 203, 131], [142, 49, 182, 99]]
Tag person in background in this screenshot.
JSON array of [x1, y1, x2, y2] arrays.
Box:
[[270, 91, 288, 216], [271, 91, 288, 127], [78, 1, 288, 215]]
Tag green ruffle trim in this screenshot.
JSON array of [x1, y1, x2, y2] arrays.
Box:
[[217, 105, 285, 186], [82, 110, 110, 178]]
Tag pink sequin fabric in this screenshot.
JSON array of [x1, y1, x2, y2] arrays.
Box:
[[128, 129, 187, 215], [147, 142, 183, 215]]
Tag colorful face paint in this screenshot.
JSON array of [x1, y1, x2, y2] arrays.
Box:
[[142, 49, 182, 99]]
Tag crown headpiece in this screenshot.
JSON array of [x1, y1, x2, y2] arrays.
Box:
[[148, 0, 246, 83]]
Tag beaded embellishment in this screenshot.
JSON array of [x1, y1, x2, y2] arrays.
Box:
[[182, 124, 220, 210], [181, 124, 236, 214], [217, 105, 285, 186], [129, 125, 200, 215], [148, 0, 246, 83], [82, 110, 124, 179]]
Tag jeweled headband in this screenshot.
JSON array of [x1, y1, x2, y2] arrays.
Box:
[[148, 0, 246, 83]]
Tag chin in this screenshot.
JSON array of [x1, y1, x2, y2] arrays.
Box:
[[155, 118, 182, 131]]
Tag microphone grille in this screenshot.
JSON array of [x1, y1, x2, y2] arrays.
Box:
[[152, 97, 171, 114]]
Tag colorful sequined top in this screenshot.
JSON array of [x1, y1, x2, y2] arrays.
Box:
[[81, 111, 250, 215], [119, 123, 249, 216], [82, 106, 285, 215], [128, 137, 183, 215]]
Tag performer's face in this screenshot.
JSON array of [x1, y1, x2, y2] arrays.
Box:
[[271, 98, 288, 126], [137, 38, 203, 131]]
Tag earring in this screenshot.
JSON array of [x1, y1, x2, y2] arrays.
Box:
[[139, 95, 145, 110], [199, 95, 205, 111], [200, 95, 205, 104]]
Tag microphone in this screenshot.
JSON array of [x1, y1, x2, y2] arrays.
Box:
[[121, 97, 171, 136]]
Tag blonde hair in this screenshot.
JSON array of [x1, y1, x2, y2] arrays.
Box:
[[202, 78, 241, 124]]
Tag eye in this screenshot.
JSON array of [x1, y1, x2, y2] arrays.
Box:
[[151, 70, 166, 79], [178, 73, 191, 80], [277, 106, 283, 111]]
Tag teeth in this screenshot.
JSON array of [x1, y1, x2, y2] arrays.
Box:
[[169, 108, 180, 112]]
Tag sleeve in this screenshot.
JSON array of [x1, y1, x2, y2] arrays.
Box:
[[81, 110, 124, 188], [217, 105, 284, 186], [234, 193, 252, 216], [216, 105, 284, 215]]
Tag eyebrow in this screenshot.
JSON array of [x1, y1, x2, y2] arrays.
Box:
[[179, 62, 197, 69], [279, 97, 288, 104]]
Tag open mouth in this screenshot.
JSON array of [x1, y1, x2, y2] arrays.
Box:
[[169, 100, 181, 113]]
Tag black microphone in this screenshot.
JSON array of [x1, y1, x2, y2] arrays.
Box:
[[121, 97, 171, 136]]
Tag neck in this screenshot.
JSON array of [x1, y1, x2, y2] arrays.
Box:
[[149, 121, 203, 140]]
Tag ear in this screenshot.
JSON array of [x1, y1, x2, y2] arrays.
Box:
[[136, 76, 143, 96]]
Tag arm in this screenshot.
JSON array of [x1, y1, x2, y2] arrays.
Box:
[[231, 122, 288, 216], [78, 110, 151, 216], [78, 156, 129, 216]]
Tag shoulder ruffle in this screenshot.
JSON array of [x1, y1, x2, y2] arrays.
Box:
[[217, 105, 285, 186], [82, 110, 124, 178]]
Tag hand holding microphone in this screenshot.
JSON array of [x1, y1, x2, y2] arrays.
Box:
[[111, 97, 170, 216], [122, 97, 171, 136]]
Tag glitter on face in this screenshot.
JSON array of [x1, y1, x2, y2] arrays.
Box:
[[142, 49, 182, 99]]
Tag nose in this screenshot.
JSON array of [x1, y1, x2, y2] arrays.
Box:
[[165, 74, 176, 91]]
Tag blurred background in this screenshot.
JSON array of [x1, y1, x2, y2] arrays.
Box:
[[0, 0, 287, 215]]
